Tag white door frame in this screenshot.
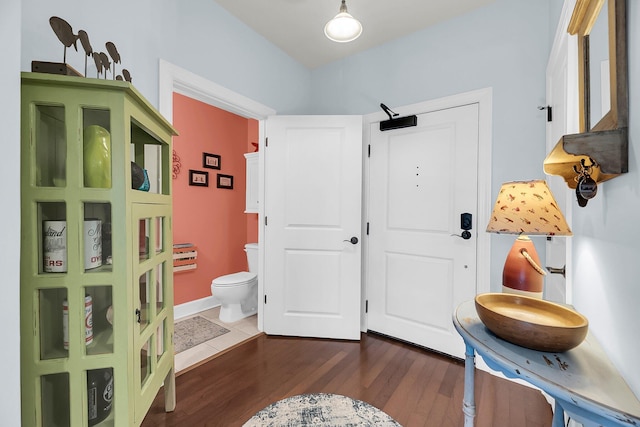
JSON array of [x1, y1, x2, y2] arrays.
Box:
[[546, 0, 578, 304], [158, 59, 275, 332], [158, 61, 493, 335], [361, 89, 493, 331]]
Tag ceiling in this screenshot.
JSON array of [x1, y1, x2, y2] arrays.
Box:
[[213, 0, 496, 69]]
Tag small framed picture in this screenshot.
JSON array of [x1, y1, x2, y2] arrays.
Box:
[[189, 170, 209, 187], [203, 153, 221, 170], [217, 174, 234, 190]]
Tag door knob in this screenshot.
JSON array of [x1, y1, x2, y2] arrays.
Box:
[[451, 231, 472, 240], [343, 237, 358, 244], [546, 265, 566, 277]]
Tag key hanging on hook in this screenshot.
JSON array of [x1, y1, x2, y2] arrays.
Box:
[[573, 158, 598, 207]]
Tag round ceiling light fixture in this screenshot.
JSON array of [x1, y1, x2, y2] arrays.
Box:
[[324, 0, 362, 43]]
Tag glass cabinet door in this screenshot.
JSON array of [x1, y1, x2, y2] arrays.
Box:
[[131, 204, 173, 422]]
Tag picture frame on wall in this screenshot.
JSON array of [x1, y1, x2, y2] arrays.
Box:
[[203, 153, 221, 170], [217, 174, 234, 190], [189, 169, 209, 187]]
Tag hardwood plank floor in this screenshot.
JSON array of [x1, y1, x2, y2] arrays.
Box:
[[142, 332, 553, 426]]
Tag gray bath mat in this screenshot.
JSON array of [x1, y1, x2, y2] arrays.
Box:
[[174, 316, 230, 353]]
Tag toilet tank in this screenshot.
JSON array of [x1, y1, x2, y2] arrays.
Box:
[[244, 243, 258, 273]]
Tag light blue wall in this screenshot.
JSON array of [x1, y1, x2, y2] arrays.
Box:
[[20, 0, 312, 114], [0, 0, 22, 424], [310, 0, 554, 311], [571, 0, 640, 398]]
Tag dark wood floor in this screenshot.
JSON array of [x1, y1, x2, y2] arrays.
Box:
[[142, 332, 552, 427]]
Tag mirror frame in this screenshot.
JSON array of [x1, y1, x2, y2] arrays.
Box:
[[568, 0, 628, 133], [543, 0, 628, 195]]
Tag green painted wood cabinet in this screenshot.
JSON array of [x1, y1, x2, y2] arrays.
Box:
[[20, 72, 178, 427]]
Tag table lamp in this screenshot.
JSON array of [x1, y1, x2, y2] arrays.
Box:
[[486, 180, 572, 298]]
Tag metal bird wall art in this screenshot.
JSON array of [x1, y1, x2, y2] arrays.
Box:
[[122, 69, 132, 83], [49, 16, 78, 63], [98, 52, 111, 79], [92, 52, 103, 78], [106, 42, 120, 80], [46, 16, 132, 83], [78, 30, 92, 76]]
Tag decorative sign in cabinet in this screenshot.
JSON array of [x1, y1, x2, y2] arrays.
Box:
[[244, 152, 259, 213], [20, 72, 178, 427]]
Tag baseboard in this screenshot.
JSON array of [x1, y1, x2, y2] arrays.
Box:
[[174, 296, 220, 320]]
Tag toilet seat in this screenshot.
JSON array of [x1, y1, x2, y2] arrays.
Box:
[[211, 271, 256, 287]]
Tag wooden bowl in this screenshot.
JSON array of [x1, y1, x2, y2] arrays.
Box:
[[475, 293, 589, 352]]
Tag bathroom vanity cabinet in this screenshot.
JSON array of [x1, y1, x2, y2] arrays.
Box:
[[20, 72, 177, 426], [244, 152, 259, 213]]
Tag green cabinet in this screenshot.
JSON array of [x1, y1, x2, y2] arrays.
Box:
[[20, 72, 177, 426]]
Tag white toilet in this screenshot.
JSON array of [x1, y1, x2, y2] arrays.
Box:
[[211, 243, 258, 323]]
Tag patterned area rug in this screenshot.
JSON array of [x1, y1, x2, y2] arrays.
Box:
[[174, 316, 230, 353], [243, 393, 402, 426]]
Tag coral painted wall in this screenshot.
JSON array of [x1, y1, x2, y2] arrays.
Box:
[[172, 93, 258, 305]]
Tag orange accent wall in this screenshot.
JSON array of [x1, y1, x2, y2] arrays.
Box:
[[172, 93, 259, 306]]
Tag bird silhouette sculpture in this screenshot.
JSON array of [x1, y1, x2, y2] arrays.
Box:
[[78, 30, 92, 76], [49, 17, 78, 64], [92, 52, 103, 78], [122, 69, 132, 83], [105, 42, 121, 80], [98, 52, 111, 79]]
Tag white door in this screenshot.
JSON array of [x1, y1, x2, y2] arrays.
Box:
[[367, 104, 479, 358], [545, 2, 577, 304], [263, 115, 362, 340]]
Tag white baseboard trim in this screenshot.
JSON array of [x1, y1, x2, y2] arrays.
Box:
[[174, 296, 220, 320]]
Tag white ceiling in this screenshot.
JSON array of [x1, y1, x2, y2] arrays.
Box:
[[213, 0, 497, 69]]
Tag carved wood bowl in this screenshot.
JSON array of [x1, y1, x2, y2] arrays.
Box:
[[475, 293, 589, 352]]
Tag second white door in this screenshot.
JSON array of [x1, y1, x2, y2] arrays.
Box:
[[367, 104, 480, 358], [263, 115, 363, 340]]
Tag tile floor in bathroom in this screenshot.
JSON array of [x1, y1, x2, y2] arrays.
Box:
[[174, 306, 260, 374]]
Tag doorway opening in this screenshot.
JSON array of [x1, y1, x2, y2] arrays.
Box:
[[160, 60, 493, 357]]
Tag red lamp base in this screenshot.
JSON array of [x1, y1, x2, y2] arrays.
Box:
[[502, 235, 545, 299]]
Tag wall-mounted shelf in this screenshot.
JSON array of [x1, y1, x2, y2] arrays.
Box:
[[173, 244, 198, 272], [544, 0, 628, 196], [543, 127, 628, 189]]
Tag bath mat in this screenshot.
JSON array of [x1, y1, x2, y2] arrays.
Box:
[[173, 316, 230, 353], [243, 393, 402, 426]]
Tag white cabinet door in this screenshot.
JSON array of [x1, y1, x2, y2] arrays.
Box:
[[244, 152, 259, 213]]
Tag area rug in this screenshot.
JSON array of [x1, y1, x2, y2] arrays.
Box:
[[173, 316, 230, 353], [243, 393, 402, 426]]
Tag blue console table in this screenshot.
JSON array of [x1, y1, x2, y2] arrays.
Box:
[[453, 299, 640, 427]]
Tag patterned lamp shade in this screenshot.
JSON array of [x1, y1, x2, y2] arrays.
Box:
[[486, 180, 572, 236], [487, 180, 572, 299]]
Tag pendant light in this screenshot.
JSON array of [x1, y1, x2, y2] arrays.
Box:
[[324, 0, 362, 43]]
